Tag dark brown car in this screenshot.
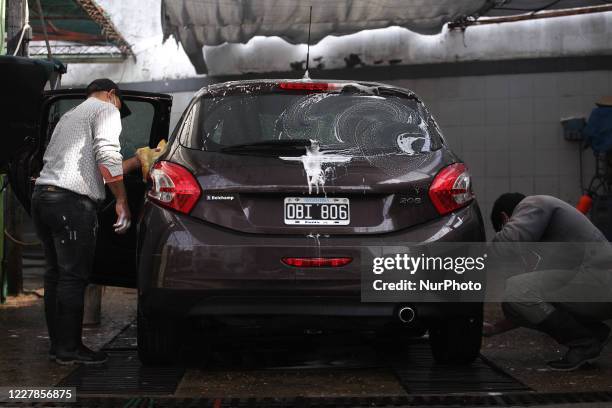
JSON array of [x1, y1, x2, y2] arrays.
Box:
[[2, 58, 485, 366], [137, 79, 486, 365]]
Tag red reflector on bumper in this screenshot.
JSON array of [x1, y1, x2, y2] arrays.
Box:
[[282, 257, 352, 267]]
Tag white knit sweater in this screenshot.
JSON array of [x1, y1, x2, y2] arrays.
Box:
[[36, 97, 124, 201]]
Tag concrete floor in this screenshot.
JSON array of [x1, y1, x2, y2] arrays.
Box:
[[482, 307, 612, 393], [0, 287, 136, 388], [1, 265, 612, 400]]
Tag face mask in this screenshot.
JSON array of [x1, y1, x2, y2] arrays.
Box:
[[108, 92, 120, 109]]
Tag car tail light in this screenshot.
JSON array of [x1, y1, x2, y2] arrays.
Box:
[[428, 163, 474, 215], [282, 257, 352, 267], [148, 161, 201, 214], [278, 82, 339, 91]]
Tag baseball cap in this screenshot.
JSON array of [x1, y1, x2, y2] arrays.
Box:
[[86, 78, 131, 118]]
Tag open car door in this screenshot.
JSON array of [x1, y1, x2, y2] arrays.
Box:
[[2, 59, 173, 288], [0, 56, 64, 205], [35, 90, 173, 287], [1, 56, 172, 288]]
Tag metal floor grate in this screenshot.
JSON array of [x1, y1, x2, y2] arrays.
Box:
[[14, 392, 612, 407], [56, 350, 185, 395], [57, 322, 528, 397]]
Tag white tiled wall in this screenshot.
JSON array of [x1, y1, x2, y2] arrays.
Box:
[[388, 70, 612, 236]]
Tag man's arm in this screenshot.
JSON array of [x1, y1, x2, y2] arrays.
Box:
[[92, 105, 124, 182], [98, 158, 138, 234], [92, 104, 131, 234], [122, 156, 141, 174], [106, 179, 131, 233]]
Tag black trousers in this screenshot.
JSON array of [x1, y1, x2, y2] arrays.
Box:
[[31, 185, 98, 353]]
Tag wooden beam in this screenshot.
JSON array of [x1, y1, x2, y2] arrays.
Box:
[[6, 0, 27, 56]]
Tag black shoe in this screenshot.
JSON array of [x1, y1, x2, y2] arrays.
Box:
[[546, 339, 603, 371], [56, 345, 108, 365], [48, 347, 56, 361]]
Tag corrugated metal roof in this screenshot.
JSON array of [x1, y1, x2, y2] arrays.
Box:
[[29, 0, 133, 62]]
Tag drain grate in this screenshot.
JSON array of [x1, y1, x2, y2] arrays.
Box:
[[57, 322, 530, 397], [59, 322, 527, 397], [56, 350, 184, 395], [16, 392, 612, 407], [384, 342, 529, 394]]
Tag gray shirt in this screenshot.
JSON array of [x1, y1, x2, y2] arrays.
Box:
[[36, 97, 123, 202], [492, 195, 610, 269], [493, 195, 607, 243]]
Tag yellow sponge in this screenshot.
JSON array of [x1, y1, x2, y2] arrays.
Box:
[[136, 139, 167, 181]]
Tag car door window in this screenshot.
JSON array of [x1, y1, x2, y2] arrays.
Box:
[[119, 101, 155, 157]]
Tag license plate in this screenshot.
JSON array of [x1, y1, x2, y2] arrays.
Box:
[[284, 197, 350, 225]]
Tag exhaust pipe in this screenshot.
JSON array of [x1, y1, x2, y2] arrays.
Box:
[[397, 306, 416, 324]]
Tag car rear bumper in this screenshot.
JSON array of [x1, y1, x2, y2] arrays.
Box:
[[136, 201, 485, 322], [139, 290, 483, 328]]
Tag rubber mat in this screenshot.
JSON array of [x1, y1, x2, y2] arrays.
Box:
[[57, 322, 528, 396], [382, 342, 530, 394]]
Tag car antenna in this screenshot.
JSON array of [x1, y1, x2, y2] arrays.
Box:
[[303, 6, 313, 80]]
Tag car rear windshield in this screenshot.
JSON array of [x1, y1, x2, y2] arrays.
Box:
[[181, 89, 444, 155]]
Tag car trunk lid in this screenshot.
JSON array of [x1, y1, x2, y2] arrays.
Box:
[[180, 148, 448, 234]]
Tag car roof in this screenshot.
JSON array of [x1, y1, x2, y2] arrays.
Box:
[[194, 79, 420, 101]]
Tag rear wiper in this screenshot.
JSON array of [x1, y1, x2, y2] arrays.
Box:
[[220, 139, 312, 154]]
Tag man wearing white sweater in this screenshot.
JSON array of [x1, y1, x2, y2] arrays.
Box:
[[31, 79, 141, 365]]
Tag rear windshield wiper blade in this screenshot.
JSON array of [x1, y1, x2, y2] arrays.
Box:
[[219, 139, 312, 154]]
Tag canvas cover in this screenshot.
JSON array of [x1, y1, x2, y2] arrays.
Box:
[[161, 0, 491, 73]]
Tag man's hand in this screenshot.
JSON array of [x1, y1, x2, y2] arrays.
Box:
[[113, 199, 131, 234], [105, 178, 131, 234], [136, 140, 167, 181]]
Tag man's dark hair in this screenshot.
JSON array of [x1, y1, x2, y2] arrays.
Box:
[[85, 78, 131, 118], [491, 193, 526, 232], [86, 78, 121, 96]]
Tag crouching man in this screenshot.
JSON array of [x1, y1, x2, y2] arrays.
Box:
[[486, 193, 612, 371]]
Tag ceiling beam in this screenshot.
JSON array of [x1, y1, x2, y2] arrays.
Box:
[[449, 4, 612, 29]]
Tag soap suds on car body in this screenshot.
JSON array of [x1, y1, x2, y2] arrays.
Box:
[[280, 141, 351, 194], [277, 92, 435, 193]]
